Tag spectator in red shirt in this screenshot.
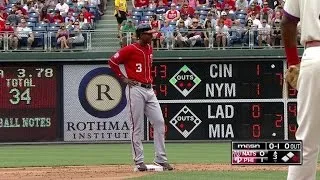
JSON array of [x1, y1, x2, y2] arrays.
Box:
[[0, 22, 18, 50], [39, 7, 52, 23], [81, 7, 94, 25], [247, 2, 260, 19], [221, 0, 235, 11], [165, 3, 180, 22], [220, 11, 232, 28], [12, 5, 28, 19], [53, 10, 64, 23], [133, 0, 149, 8], [180, 3, 195, 17], [0, 6, 8, 21]]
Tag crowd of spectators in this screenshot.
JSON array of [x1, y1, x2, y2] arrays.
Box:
[[120, 0, 301, 49], [0, 0, 104, 50]]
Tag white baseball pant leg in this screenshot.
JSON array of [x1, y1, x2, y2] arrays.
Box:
[[287, 46, 320, 180]]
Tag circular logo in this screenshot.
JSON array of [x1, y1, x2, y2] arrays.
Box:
[[78, 67, 127, 118]]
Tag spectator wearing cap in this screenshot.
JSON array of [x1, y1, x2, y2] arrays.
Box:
[[155, 0, 168, 15], [53, 10, 64, 23], [16, 18, 34, 50], [180, 3, 195, 17], [165, 3, 180, 23], [257, 18, 271, 47], [120, 19, 136, 47], [271, 19, 281, 46], [39, 7, 52, 23], [7, 10, 21, 26], [0, 22, 17, 50], [235, 0, 248, 12], [65, 11, 75, 23], [219, 11, 232, 28], [55, 0, 69, 16], [132, 0, 149, 8], [215, 19, 228, 49]]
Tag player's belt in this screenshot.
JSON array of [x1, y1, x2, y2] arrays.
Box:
[[139, 83, 152, 89], [305, 41, 320, 48]]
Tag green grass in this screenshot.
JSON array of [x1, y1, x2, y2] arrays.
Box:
[[0, 143, 319, 180], [0, 143, 229, 167]]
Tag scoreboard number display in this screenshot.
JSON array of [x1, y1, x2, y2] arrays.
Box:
[[231, 141, 302, 165], [0, 66, 59, 142]]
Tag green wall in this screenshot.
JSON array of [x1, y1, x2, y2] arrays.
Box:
[[0, 49, 304, 62]]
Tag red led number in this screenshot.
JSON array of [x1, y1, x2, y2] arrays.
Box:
[[256, 83, 260, 96], [275, 114, 283, 128], [288, 103, 297, 117], [251, 104, 261, 119], [276, 73, 283, 86], [162, 105, 168, 118], [256, 64, 260, 76], [252, 124, 261, 138], [289, 124, 297, 135], [151, 65, 167, 79]]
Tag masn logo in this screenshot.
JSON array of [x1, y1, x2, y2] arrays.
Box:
[[78, 67, 127, 118], [170, 106, 202, 138], [169, 65, 201, 97]]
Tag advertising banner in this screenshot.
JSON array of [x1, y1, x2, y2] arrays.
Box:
[[63, 65, 140, 141], [0, 65, 59, 142]]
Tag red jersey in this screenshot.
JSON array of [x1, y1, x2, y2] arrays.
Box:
[[53, 15, 64, 23], [165, 10, 179, 20], [134, 0, 149, 8], [109, 43, 153, 84], [151, 20, 160, 29]]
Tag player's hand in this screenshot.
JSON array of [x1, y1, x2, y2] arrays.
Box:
[[121, 77, 138, 86], [285, 64, 300, 90]]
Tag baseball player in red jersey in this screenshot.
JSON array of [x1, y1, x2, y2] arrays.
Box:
[[282, 0, 320, 179], [108, 23, 173, 171]]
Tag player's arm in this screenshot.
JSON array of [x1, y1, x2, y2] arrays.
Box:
[[108, 47, 138, 86], [281, 0, 300, 66]]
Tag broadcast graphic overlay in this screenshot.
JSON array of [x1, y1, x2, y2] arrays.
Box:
[[0, 65, 59, 142], [231, 141, 302, 165]]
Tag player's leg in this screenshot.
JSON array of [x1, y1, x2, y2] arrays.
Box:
[[144, 88, 173, 170], [126, 86, 146, 167], [287, 47, 320, 180]]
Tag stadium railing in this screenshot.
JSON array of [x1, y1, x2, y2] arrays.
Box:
[[0, 29, 301, 52]]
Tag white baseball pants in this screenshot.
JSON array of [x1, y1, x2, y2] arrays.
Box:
[[287, 46, 320, 180]]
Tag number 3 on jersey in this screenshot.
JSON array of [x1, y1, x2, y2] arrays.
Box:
[[136, 63, 142, 72]]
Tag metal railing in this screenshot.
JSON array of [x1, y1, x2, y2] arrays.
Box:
[[0, 29, 302, 52]]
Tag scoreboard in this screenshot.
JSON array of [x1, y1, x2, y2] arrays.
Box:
[[0, 65, 59, 141], [149, 60, 298, 141], [231, 141, 302, 165]]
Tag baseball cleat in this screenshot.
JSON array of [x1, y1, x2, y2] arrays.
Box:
[[135, 162, 147, 171], [153, 161, 174, 171]]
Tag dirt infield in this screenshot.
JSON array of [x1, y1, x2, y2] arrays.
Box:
[[0, 164, 306, 180]]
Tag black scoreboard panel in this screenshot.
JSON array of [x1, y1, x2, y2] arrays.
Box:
[[148, 59, 299, 141], [148, 102, 285, 140], [151, 61, 283, 99]]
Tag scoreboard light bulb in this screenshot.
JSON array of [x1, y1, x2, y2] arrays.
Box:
[[271, 64, 275, 68], [272, 133, 276, 136]]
